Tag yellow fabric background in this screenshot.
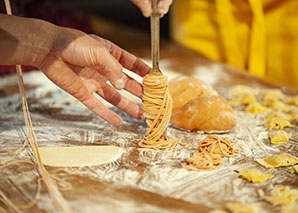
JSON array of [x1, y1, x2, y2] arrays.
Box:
[[170, 0, 298, 89]]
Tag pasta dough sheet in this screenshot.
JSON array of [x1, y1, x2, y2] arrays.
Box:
[[39, 146, 123, 167]]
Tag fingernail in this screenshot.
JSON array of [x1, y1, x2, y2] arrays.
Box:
[[112, 116, 122, 126], [116, 75, 125, 89], [138, 108, 145, 119], [140, 113, 145, 120]]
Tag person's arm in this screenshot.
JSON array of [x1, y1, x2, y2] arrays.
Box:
[[0, 14, 151, 125], [131, 0, 173, 17]]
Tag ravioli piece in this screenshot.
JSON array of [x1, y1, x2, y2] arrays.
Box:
[[292, 165, 298, 174], [289, 109, 298, 122], [265, 113, 295, 130], [229, 85, 259, 97], [238, 168, 274, 183], [256, 153, 298, 169], [246, 102, 271, 114], [262, 99, 294, 112], [263, 89, 284, 101], [226, 202, 259, 213], [266, 117, 294, 130], [262, 187, 298, 206], [269, 130, 291, 144], [229, 93, 256, 106], [266, 112, 293, 123], [283, 95, 298, 106]]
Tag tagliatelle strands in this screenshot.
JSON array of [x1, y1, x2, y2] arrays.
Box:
[[183, 135, 235, 171], [182, 152, 222, 171], [140, 74, 183, 149], [198, 135, 235, 157]]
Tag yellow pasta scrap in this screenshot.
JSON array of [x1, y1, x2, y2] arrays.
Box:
[[228, 85, 259, 97], [266, 112, 293, 123], [262, 187, 298, 206], [283, 95, 298, 106], [265, 112, 294, 130], [269, 130, 291, 144], [229, 93, 256, 106], [245, 102, 271, 114], [262, 99, 294, 112], [238, 168, 274, 183], [226, 202, 260, 213], [292, 165, 298, 174], [263, 89, 284, 102], [289, 109, 298, 122], [256, 153, 298, 169]]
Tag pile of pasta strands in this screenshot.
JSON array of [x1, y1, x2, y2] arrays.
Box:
[[140, 74, 182, 149], [183, 135, 235, 171]]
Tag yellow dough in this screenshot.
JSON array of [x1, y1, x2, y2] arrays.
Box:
[[226, 202, 260, 213], [171, 96, 237, 132], [238, 168, 274, 183], [262, 187, 298, 206], [245, 102, 271, 114], [269, 130, 291, 144], [39, 146, 123, 167], [169, 76, 217, 113], [256, 153, 298, 169]]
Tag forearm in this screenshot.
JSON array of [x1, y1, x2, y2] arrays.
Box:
[[0, 14, 57, 67]]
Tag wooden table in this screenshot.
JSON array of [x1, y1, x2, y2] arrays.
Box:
[[0, 16, 297, 213]]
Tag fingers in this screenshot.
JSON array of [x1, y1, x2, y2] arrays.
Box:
[[158, 0, 173, 17], [131, 0, 152, 17], [40, 57, 122, 125], [81, 95, 123, 125], [61, 33, 125, 90], [87, 45, 125, 90], [123, 74, 143, 98], [91, 36, 151, 77], [131, 0, 172, 17], [97, 83, 144, 120]]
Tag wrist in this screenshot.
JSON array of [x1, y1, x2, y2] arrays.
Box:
[[0, 14, 58, 67]]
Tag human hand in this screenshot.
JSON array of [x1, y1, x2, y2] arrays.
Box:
[[131, 0, 173, 17], [37, 27, 151, 125]]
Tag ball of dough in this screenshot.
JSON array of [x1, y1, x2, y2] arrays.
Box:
[[169, 76, 217, 113], [170, 96, 237, 132]]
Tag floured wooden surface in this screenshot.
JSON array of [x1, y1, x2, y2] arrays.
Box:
[[0, 64, 297, 212]]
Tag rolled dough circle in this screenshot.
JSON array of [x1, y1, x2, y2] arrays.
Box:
[[38, 146, 123, 167]]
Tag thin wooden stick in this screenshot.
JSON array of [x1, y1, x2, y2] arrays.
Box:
[[3, 1, 72, 212]]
